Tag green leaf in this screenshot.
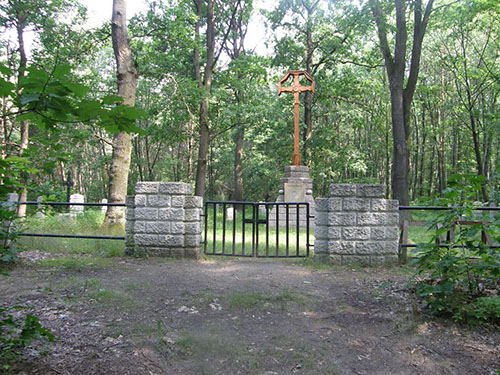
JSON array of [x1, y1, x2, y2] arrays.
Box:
[[0, 78, 15, 97], [0, 64, 13, 76], [60, 81, 90, 97], [102, 95, 124, 105], [20, 93, 41, 105]]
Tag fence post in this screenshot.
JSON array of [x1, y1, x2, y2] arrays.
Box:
[[314, 184, 399, 266], [125, 182, 202, 258]]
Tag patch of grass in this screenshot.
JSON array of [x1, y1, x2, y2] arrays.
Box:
[[37, 256, 117, 271], [299, 257, 343, 270], [174, 333, 196, 358], [52, 275, 135, 309], [227, 292, 268, 309], [18, 211, 125, 257], [88, 288, 135, 308]]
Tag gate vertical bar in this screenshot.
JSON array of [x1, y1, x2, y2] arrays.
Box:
[[242, 204, 246, 256], [204, 202, 209, 254], [296, 204, 300, 256], [265, 205, 269, 256], [275, 204, 279, 256], [222, 203, 226, 254], [232, 204, 236, 255], [306, 203, 310, 257], [212, 203, 217, 254], [252, 204, 257, 257], [286, 204, 289, 256]]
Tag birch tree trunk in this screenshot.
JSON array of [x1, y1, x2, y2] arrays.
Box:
[[16, 8, 29, 217], [104, 0, 138, 226]]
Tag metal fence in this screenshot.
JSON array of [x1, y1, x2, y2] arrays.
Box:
[[5, 200, 500, 251], [13, 201, 126, 240], [203, 201, 313, 258], [398, 205, 500, 263]]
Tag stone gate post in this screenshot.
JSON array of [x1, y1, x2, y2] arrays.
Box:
[[314, 184, 399, 266], [125, 182, 203, 258]]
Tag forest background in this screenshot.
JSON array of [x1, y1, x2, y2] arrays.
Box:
[[1, 0, 499, 217]]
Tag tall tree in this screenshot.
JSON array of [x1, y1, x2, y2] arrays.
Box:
[[104, 0, 138, 226], [0, 0, 74, 216], [369, 0, 433, 207], [194, 0, 241, 197], [226, 0, 252, 202]]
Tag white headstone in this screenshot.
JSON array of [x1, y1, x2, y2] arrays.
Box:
[[258, 203, 267, 216], [101, 198, 108, 214], [69, 193, 85, 214], [35, 196, 45, 218], [226, 207, 234, 221]]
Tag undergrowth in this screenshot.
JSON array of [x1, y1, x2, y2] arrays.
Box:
[[410, 174, 500, 325]]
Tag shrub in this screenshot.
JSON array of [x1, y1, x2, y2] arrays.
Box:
[[0, 307, 55, 371], [411, 174, 500, 324]]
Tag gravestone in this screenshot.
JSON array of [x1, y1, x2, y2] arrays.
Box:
[[226, 206, 234, 221], [35, 196, 45, 218], [69, 194, 84, 215], [101, 199, 108, 214]]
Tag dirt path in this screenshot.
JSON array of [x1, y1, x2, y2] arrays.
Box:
[[2, 256, 499, 375]]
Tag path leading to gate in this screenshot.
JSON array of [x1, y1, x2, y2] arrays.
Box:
[[3, 255, 499, 374]]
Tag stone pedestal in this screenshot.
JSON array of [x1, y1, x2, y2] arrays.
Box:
[[268, 165, 314, 227]]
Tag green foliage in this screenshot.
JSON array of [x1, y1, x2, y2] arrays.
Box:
[[0, 157, 37, 270], [15, 64, 145, 134], [411, 174, 500, 324], [0, 307, 55, 371]]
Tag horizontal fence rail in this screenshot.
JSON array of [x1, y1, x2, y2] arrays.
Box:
[[9, 200, 126, 241], [17, 201, 126, 207], [397, 205, 500, 264], [18, 233, 125, 240], [399, 205, 500, 211]]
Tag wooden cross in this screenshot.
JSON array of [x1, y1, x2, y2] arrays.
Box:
[[278, 70, 315, 166]]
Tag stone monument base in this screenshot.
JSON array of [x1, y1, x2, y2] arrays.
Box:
[[268, 165, 314, 227]]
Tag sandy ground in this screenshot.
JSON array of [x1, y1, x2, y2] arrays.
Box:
[[1, 254, 499, 375]]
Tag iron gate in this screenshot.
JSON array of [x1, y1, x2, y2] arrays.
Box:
[[203, 201, 312, 258]]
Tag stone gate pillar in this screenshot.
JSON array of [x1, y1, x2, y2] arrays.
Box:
[[314, 184, 399, 266], [125, 182, 203, 258]]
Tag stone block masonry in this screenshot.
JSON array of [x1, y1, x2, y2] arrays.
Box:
[[268, 165, 315, 228], [314, 184, 399, 266], [125, 182, 203, 258]]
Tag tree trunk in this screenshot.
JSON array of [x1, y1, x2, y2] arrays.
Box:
[[303, 14, 314, 167], [194, 0, 215, 198], [233, 126, 244, 201], [195, 97, 210, 197], [16, 9, 29, 217], [104, 0, 138, 226], [370, 0, 433, 209]]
